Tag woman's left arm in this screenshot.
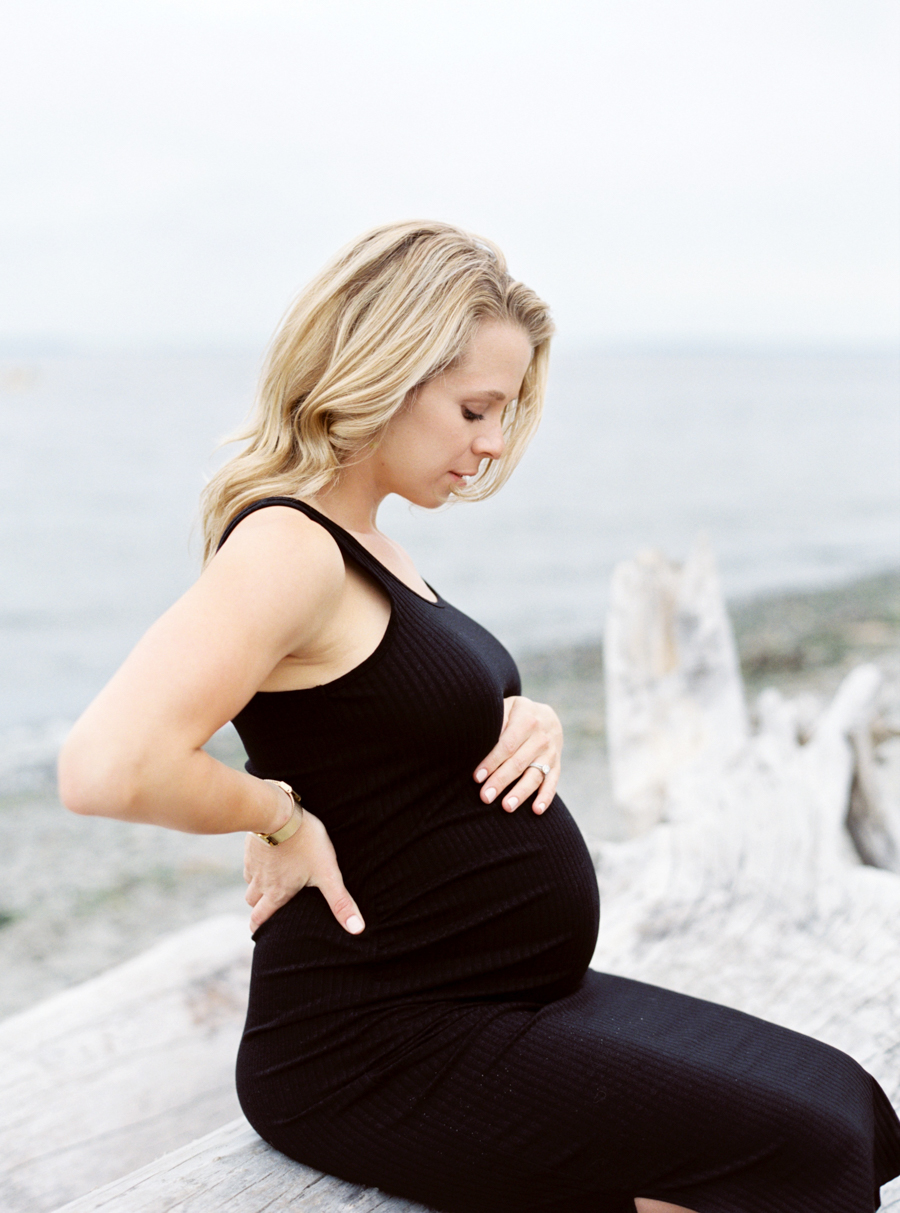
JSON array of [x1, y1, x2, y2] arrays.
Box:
[[473, 696, 563, 815]]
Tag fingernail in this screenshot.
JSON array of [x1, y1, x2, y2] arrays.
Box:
[[475, 769, 488, 782], [535, 802, 546, 814], [484, 787, 496, 803], [506, 796, 518, 810], [346, 915, 364, 934]]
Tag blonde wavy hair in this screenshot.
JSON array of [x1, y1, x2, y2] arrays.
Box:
[[200, 220, 554, 563]]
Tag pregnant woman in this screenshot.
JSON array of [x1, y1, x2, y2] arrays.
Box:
[[59, 221, 900, 1212]]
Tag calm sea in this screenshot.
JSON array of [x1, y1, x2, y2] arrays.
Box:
[[1, 347, 898, 781]]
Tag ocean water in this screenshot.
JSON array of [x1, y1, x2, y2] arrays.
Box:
[[1, 347, 898, 781]]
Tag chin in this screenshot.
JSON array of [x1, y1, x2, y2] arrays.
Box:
[[401, 483, 454, 509]]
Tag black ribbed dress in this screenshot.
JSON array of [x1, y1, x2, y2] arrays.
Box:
[[224, 498, 900, 1213]]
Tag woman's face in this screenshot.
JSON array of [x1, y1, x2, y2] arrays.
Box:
[[374, 319, 533, 509]]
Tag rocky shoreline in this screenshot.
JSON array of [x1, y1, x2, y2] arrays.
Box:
[[1, 569, 897, 1021]]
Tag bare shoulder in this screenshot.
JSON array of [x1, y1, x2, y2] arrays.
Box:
[[214, 504, 341, 573], [200, 504, 346, 625]]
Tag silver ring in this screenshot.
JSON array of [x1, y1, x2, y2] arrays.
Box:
[[527, 763, 551, 777]]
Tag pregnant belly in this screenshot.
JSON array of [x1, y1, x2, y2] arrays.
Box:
[[356, 792, 600, 1002], [250, 792, 599, 1017], [240, 790, 599, 1123]]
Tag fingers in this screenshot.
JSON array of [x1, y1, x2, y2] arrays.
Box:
[[498, 763, 559, 815], [244, 855, 364, 935], [474, 696, 562, 814], [485, 743, 550, 811], [474, 698, 537, 788], [249, 893, 278, 933], [313, 866, 365, 934], [477, 714, 551, 806], [532, 765, 559, 814], [297, 812, 365, 934], [242, 812, 364, 936]]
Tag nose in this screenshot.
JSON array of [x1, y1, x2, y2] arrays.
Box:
[[472, 418, 505, 462]]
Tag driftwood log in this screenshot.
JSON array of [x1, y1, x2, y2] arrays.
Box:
[[52, 1117, 434, 1213], [849, 720, 900, 874], [601, 543, 900, 1210], [4, 541, 899, 1211], [0, 915, 251, 1212], [605, 538, 750, 837]]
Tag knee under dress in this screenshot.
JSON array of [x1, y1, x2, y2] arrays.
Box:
[[223, 498, 900, 1213]]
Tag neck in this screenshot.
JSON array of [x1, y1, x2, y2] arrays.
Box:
[[306, 458, 387, 535]]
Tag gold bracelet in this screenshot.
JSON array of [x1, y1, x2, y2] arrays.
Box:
[[252, 780, 304, 846]]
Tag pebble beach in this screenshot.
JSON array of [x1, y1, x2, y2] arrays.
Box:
[[1, 568, 897, 1022]]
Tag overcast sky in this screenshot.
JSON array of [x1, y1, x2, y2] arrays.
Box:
[[2, 0, 898, 349]]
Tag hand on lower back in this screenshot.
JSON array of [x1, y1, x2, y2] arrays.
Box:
[[243, 808, 365, 934], [473, 695, 563, 815]]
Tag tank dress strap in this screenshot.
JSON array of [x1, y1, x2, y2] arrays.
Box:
[[216, 495, 399, 597]]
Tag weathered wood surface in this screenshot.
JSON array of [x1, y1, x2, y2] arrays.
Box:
[[605, 538, 749, 836], [849, 717, 900, 874], [52, 1117, 435, 1213], [0, 914, 252, 1212], [594, 664, 900, 1079], [599, 546, 900, 1208]]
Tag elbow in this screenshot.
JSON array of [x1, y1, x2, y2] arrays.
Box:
[[57, 732, 141, 819]]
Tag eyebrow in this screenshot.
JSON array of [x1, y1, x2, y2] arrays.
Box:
[[465, 390, 506, 401]]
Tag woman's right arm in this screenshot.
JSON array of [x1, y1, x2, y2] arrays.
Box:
[[57, 506, 365, 933]]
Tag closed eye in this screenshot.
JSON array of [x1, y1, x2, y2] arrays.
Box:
[[462, 407, 485, 422]]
